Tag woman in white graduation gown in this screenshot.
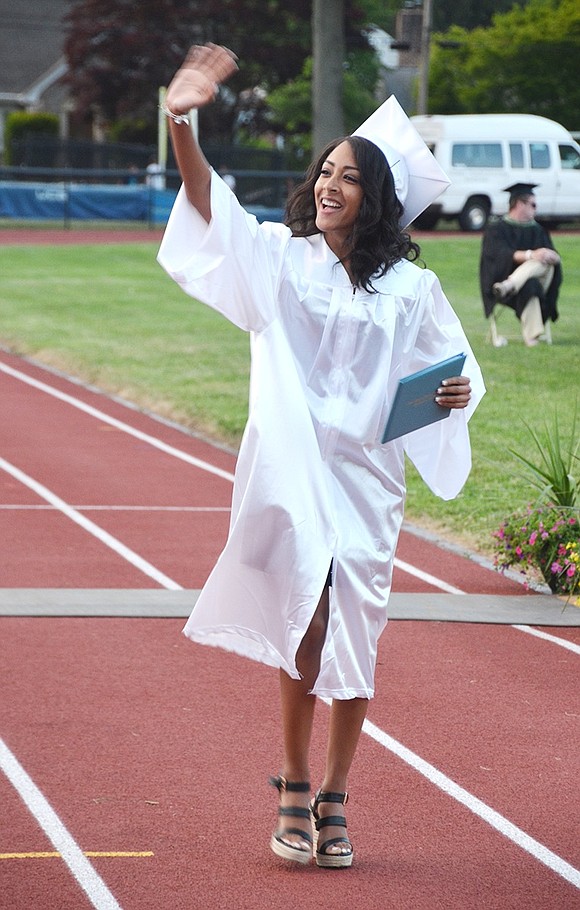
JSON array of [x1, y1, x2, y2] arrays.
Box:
[[157, 44, 485, 868]]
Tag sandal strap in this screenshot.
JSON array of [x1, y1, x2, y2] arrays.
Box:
[[318, 836, 352, 856], [278, 806, 311, 820], [314, 814, 348, 831], [275, 827, 313, 845], [315, 789, 348, 804], [311, 788, 348, 817], [269, 775, 311, 794]]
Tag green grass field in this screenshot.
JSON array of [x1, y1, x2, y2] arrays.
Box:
[[1, 231, 578, 555]]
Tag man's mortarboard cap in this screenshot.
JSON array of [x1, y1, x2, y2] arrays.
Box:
[[504, 182, 538, 197], [352, 95, 451, 227]]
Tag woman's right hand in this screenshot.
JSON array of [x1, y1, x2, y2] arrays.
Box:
[[165, 43, 238, 116]]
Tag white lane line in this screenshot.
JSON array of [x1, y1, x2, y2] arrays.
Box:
[[0, 361, 235, 483], [512, 624, 580, 655], [0, 505, 231, 512], [3, 360, 465, 596], [0, 457, 182, 591], [392, 566, 579, 654], [321, 697, 580, 890], [2, 358, 578, 651], [393, 557, 465, 594], [361, 716, 580, 890], [0, 738, 124, 910]]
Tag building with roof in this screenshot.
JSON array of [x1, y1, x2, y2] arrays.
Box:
[[0, 1, 73, 156]]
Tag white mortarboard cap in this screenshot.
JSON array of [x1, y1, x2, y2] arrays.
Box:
[[352, 95, 451, 227]]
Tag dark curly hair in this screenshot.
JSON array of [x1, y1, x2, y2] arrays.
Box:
[[285, 136, 421, 292]]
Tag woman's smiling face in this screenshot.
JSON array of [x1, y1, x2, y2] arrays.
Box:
[[314, 140, 364, 255]]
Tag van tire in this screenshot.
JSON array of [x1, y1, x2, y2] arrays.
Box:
[[458, 197, 490, 232]]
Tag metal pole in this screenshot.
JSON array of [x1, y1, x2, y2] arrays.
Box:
[[417, 0, 432, 115], [158, 86, 168, 171]]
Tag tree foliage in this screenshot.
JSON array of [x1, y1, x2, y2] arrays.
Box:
[[63, 0, 372, 139], [268, 50, 379, 158], [344, 0, 523, 37], [4, 113, 59, 166], [429, 0, 580, 129], [433, 0, 527, 31]]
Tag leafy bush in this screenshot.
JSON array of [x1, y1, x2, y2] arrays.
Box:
[[493, 505, 579, 598], [508, 410, 579, 508], [4, 112, 59, 165], [493, 408, 580, 603]]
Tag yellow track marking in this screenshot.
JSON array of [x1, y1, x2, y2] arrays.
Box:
[[0, 851, 153, 859]]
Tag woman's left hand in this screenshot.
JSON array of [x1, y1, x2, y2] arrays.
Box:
[[435, 375, 471, 409], [165, 44, 238, 115]]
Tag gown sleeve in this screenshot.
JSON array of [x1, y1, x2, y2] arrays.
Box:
[[403, 271, 486, 501], [479, 221, 516, 317], [157, 173, 291, 333]]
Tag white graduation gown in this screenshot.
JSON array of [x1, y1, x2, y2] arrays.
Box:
[[157, 174, 485, 699]]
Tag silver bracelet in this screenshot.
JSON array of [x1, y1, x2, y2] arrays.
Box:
[[159, 103, 190, 125]]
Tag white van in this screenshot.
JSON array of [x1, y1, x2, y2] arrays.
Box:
[[410, 113, 580, 230]]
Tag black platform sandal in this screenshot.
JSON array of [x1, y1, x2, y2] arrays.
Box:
[[310, 789, 353, 868], [269, 775, 313, 865]]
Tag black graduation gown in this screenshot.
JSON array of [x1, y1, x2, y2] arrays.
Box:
[[479, 217, 562, 322]]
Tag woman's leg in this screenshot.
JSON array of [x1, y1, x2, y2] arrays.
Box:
[[324, 697, 369, 790], [274, 586, 330, 851], [314, 697, 369, 857]]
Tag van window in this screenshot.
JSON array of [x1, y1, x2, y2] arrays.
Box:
[[529, 142, 550, 169], [451, 143, 503, 168], [559, 144, 580, 169], [509, 143, 524, 168]]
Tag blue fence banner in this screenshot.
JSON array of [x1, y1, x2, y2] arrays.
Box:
[[0, 181, 179, 223]]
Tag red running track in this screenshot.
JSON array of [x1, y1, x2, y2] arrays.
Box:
[[1, 349, 579, 910], [0, 349, 528, 595]]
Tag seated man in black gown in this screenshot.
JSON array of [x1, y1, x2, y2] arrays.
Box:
[[480, 183, 562, 347]]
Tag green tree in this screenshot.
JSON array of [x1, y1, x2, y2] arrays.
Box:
[[63, 0, 374, 141], [433, 0, 529, 31], [429, 0, 580, 128], [63, 0, 313, 132], [268, 51, 378, 158], [4, 113, 59, 166]]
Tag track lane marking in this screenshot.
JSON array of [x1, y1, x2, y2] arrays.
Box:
[[0, 457, 182, 591], [0, 361, 235, 483], [0, 359, 468, 596], [0, 505, 231, 512], [0, 852, 153, 859], [0, 738, 125, 910], [320, 699, 580, 890], [512, 624, 580, 655], [392, 573, 579, 654], [361, 716, 580, 890], [393, 557, 465, 594], [2, 358, 577, 652]]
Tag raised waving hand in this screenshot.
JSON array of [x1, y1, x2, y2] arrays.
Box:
[[164, 44, 238, 117]]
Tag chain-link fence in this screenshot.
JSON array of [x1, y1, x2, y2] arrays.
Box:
[[2, 136, 305, 224]]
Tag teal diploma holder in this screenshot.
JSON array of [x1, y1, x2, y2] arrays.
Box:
[[381, 352, 467, 443]]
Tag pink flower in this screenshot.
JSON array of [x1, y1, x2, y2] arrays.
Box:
[[529, 531, 538, 546], [551, 562, 562, 574], [515, 546, 523, 557], [567, 566, 576, 578]]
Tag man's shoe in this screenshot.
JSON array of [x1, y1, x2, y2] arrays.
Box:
[[492, 280, 515, 301]]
